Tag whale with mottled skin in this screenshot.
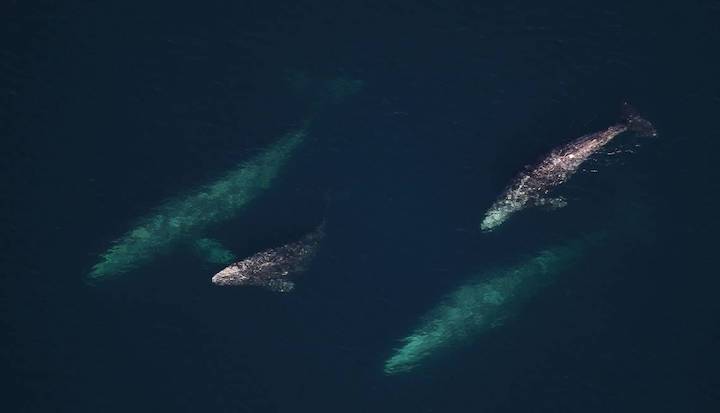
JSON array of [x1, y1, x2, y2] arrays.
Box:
[[212, 224, 324, 292], [86, 76, 362, 283], [481, 105, 656, 232]]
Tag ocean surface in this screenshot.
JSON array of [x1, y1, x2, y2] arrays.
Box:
[[2, 1, 719, 412]]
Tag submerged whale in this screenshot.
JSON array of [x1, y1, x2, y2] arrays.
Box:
[[481, 105, 656, 232], [211, 224, 324, 292], [383, 233, 604, 375], [88, 129, 306, 282], [87, 76, 362, 283]]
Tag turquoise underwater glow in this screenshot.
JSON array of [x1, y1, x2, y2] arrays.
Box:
[[88, 129, 305, 281], [87, 75, 364, 283], [383, 236, 602, 375], [193, 238, 237, 265]]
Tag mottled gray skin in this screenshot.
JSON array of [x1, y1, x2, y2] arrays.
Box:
[[481, 124, 628, 231], [211, 224, 324, 292], [481, 109, 656, 232]]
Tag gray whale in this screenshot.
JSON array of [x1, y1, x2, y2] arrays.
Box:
[[481, 104, 655, 232]]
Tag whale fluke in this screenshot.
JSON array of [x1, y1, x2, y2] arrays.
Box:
[[622, 103, 657, 137]]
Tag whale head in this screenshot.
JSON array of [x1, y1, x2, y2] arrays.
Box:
[[211, 263, 249, 286], [481, 209, 508, 232]]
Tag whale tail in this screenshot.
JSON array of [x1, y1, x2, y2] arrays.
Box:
[[622, 103, 657, 137]]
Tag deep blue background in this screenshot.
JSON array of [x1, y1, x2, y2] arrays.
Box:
[[2, 1, 719, 411]]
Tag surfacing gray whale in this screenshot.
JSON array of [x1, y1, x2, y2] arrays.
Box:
[[211, 224, 325, 292], [481, 104, 656, 232]]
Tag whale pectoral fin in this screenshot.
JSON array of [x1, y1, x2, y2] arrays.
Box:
[[535, 196, 568, 210], [192, 238, 237, 265], [265, 279, 295, 293]]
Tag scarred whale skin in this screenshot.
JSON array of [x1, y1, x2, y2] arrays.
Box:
[[211, 224, 324, 292], [481, 105, 655, 232]]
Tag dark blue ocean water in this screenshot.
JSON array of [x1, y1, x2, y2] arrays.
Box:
[[2, 1, 719, 412]]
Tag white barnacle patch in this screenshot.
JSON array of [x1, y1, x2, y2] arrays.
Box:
[[481, 194, 528, 232], [480, 209, 508, 232]]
